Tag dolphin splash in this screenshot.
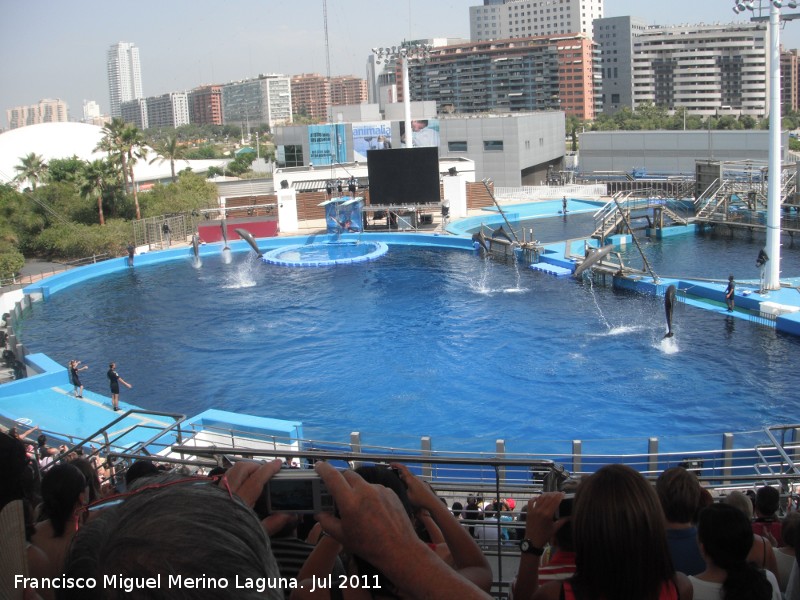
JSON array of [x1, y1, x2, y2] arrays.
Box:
[[234, 228, 262, 258]]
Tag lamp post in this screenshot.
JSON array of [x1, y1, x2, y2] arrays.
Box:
[[733, 0, 800, 290], [371, 43, 432, 148]]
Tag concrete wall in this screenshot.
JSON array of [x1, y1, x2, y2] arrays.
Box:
[[579, 130, 790, 175], [439, 112, 565, 187]]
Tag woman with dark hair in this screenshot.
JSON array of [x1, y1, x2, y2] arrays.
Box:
[[514, 463, 692, 600], [690, 502, 779, 600], [31, 462, 87, 577]]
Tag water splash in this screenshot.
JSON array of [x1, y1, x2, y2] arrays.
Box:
[[222, 254, 259, 289], [221, 248, 233, 264], [586, 276, 611, 330], [192, 256, 202, 269], [659, 336, 679, 355]]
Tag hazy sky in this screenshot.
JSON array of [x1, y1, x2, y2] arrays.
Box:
[[2, 0, 798, 121]]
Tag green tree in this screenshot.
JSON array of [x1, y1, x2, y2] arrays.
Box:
[[149, 134, 188, 181], [121, 124, 147, 220], [139, 171, 217, 217], [79, 159, 118, 225], [96, 118, 130, 191], [14, 152, 48, 191], [47, 156, 85, 185]]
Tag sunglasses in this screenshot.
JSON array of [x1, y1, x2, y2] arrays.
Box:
[[76, 474, 232, 529]]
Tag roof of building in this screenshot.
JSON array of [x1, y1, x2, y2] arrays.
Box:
[[0, 122, 226, 187]]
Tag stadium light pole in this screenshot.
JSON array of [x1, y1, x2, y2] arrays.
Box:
[[734, 0, 800, 289], [371, 43, 432, 149]]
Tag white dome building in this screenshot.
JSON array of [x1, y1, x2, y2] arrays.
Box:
[[0, 122, 226, 188]]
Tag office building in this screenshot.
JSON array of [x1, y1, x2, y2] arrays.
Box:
[[6, 99, 69, 130], [595, 19, 768, 116], [222, 74, 293, 130], [188, 85, 223, 126], [107, 42, 143, 118], [470, 0, 604, 40], [406, 34, 598, 119]]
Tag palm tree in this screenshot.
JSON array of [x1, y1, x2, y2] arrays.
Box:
[[14, 152, 48, 190], [96, 118, 130, 191], [122, 124, 147, 220], [149, 134, 188, 182], [79, 159, 116, 225]]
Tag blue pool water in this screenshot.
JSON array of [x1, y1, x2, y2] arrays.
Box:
[[17, 224, 800, 452]]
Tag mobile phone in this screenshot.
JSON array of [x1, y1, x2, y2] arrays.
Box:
[[264, 469, 335, 514], [556, 493, 575, 519]]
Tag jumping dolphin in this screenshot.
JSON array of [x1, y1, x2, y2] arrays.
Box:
[[664, 284, 677, 338], [234, 228, 262, 258], [471, 231, 490, 253], [492, 226, 513, 244], [573, 245, 613, 279], [221, 219, 230, 250], [191, 234, 200, 259]]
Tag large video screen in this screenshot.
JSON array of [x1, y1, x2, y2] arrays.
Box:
[[366, 147, 440, 206]]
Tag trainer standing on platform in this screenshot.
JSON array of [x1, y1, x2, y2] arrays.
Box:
[[725, 275, 735, 312], [107, 362, 132, 411]]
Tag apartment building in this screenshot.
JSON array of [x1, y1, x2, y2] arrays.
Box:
[[188, 85, 223, 126], [6, 98, 69, 129], [406, 34, 598, 119], [291, 74, 331, 121], [470, 0, 604, 40], [120, 98, 148, 130], [330, 76, 367, 107], [146, 92, 190, 129], [107, 42, 143, 118], [595, 19, 768, 117], [781, 48, 799, 113], [222, 74, 293, 130]]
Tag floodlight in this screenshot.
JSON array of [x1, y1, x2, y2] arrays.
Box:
[[733, 4, 742, 11], [773, 0, 783, 7], [736, 1, 746, 9], [789, 0, 798, 8]]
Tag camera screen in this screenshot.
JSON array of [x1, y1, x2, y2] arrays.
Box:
[[268, 477, 315, 511]]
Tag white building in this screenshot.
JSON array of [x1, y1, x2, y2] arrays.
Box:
[[107, 42, 143, 118], [469, 0, 603, 40], [82, 100, 101, 121], [595, 19, 768, 117], [222, 74, 293, 130]]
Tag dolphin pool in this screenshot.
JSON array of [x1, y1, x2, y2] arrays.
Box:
[[15, 226, 800, 452]]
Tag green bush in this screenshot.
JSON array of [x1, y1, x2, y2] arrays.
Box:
[[29, 220, 133, 260], [0, 248, 25, 279]]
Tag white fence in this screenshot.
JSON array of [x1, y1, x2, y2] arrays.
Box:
[[494, 184, 608, 203]]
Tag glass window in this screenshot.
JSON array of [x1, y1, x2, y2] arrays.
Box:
[[483, 140, 504, 151], [448, 141, 468, 152]]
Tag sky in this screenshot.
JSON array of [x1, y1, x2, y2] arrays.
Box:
[[2, 0, 800, 121]]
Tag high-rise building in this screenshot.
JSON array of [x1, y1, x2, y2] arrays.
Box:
[[470, 0, 604, 40], [406, 33, 599, 120], [222, 74, 292, 130], [595, 19, 768, 117], [781, 47, 799, 113], [6, 98, 69, 130], [120, 99, 148, 130], [146, 92, 190, 129], [330, 76, 367, 107], [291, 73, 331, 121], [188, 85, 223, 126], [107, 42, 143, 118]]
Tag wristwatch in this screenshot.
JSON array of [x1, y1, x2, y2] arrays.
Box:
[[519, 539, 545, 556]]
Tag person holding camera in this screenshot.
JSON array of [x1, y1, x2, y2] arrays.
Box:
[[512, 464, 692, 600], [294, 462, 493, 599]]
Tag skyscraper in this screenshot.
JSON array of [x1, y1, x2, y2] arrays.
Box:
[[107, 42, 143, 118]]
